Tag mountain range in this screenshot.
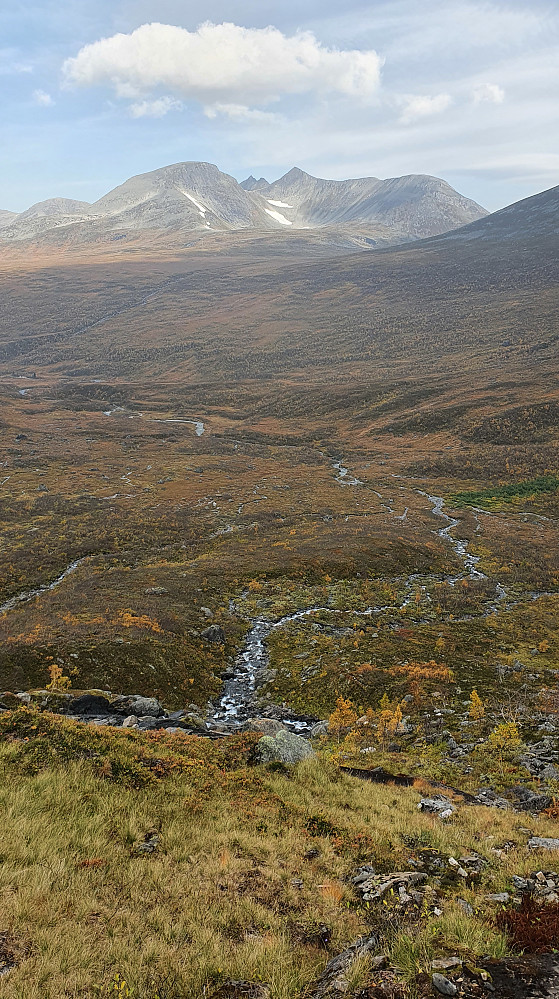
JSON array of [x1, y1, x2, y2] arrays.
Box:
[[0, 161, 487, 250]]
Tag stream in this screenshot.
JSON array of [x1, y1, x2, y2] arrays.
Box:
[[104, 409, 205, 435], [0, 556, 92, 617], [212, 477, 510, 727]]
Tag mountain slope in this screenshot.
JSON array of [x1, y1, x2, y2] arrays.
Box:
[[257, 167, 487, 237], [432, 182, 559, 242], [0, 161, 487, 249], [0, 209, 18, 229]]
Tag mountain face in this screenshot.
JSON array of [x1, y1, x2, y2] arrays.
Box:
[[256, 168, 487, 237], [0, 209, 18, 229], [433, 183, 559, 242], [0, 161, 487, 248], [240, 175, 270, 191]]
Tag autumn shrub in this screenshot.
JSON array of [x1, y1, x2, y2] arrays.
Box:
[[496, 895, 559, 952]]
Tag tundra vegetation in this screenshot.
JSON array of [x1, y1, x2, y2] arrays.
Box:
[[0, 222, 557, 995]]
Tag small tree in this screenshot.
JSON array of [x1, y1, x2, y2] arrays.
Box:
[[46, 663, 72, 692], [469, 689, 485, 721], [328, 696, 358, 742]]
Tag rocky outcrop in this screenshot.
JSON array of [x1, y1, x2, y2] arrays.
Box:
[[254, 730, 314, 764]]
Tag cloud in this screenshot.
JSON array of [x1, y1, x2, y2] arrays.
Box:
[[472, 82, 505, 104], [62, 21, 383, 112], [129, 95, 183, 117], [0, 47, 33, 75], [33, 89, 54, 107], [204, 103, 281, 123], [398, 92, 452, 124]]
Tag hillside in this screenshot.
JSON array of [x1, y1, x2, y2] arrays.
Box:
[[0, 182, 558, 997]]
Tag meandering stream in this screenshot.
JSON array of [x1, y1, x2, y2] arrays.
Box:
[[212, 476, 510, 726], [0, 556, 92, 617]]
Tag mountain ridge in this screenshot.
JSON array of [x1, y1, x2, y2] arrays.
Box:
[[0, 160, 487, 249]]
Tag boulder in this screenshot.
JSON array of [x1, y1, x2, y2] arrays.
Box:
[[528, 837, 559, 851], [255, 730, 314, 764], [69, 693, 111, 716], [144, 586, 168, 595], [202, 624, 225, 644], [311, 721, 329, 737], [511, 787, 552, 812], [121, 715, 138, 728], [243, 718, 287, 737], [1, 692, 24, 709], [432, 973, 457, 996], [418, 797, 455, 819], [111, 695, 165, 717]]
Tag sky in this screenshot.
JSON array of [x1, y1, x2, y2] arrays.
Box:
[[1, 0, 558, 213]]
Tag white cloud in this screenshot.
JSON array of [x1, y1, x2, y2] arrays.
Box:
[[398, 92, 452, 124], [472, 82, 505, 104], [129, 95, 183, 117], [32, 89, 54, 107], [204, 103, 281, 123], [62, 21, 383, 112]]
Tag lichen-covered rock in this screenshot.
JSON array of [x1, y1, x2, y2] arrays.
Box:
[[255, 730, 314, 764], [243, 718, 287, 737], [201, 624, 225, 644], [111, 695, 165, 718], [528, 837, 559, 851]]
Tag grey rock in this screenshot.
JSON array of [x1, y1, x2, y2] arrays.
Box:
[[201, 624, 225, 644], [540, 764, 559, 780], [528, 837, 559, 851], [311, 721, 329, 737], [418, 797, 455, 818], [112, 695, 165, 717], [243, 718, 287, 737], [144, 586, 168, 594], [432, 958, 462, 971], [432, 973, 458, 996], [487, 893, 510, 902], [134, 833, 159, 854], [511, 787, 552, 812], [457, 898, 474, 915], [255, 730, 314, 764], [121, 715, 138, 727]]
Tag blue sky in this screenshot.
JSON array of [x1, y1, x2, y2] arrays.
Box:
[[1, 0, 558, 212]]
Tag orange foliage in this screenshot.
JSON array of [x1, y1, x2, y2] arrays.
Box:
[[115, 610, 163, 633], [388, 660, 454, 682]]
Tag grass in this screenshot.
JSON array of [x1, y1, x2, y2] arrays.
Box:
[[1, 710, 559, 996], [452, 475, 559, 510]]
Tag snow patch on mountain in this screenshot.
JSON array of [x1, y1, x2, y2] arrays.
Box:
[[267, 199, 294, 209], [264, 208, 293, 225]]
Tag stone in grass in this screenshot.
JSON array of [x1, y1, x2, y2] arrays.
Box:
[[418, 797, 455, 819], [528, 837, 559, 851], [133, 832, 159, 854], [432, 973, 458, 996], [255, 730, 314, 764], [432, 958, 462, 971], [201, 624, 226, 644]]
